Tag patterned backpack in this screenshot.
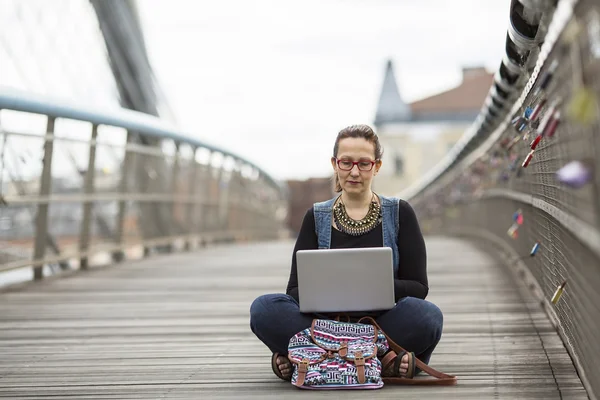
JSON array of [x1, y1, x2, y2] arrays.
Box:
[[288, 319, 388, 389], [287, 317, 457, 389]]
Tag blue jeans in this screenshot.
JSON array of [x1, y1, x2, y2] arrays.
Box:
[[249, 294, 443, 366]]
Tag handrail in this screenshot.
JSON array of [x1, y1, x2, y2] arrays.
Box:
[[0, 85, 290, 284], [0, 86, 287, 194]]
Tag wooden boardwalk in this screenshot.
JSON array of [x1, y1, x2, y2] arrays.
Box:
[[0, 237, 588, 399]]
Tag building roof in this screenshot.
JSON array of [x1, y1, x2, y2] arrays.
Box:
[[373, 60, 412, 126], [410, 67, 494, 115], [374, 63, 494, 125]]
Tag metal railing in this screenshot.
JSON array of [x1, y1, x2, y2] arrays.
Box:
[[401, 0, 600, 397], [0, 87, 289, 282]]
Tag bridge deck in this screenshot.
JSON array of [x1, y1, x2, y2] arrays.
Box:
[[0, 238, 587, 399]]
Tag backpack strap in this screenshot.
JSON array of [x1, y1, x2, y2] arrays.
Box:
[[357, 316, 457, 386]]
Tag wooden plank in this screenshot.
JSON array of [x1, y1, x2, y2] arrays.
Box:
[[0, 238, 588, 399]]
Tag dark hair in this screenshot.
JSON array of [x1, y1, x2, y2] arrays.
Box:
[[332, 124, 383, 193]]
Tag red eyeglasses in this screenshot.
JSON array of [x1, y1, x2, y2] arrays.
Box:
[[334, 158, 378, 171]]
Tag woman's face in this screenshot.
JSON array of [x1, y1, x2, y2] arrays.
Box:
[[331, 137, 382, 195]]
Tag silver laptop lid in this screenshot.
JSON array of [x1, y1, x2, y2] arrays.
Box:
[[296, 247, 395, 313]]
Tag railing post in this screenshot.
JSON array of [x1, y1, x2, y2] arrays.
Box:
[[213, 165, 224, 240], [204, 153, 222, 242], [167, 141, 181, 252], [196, 160, 211, 244], [218, 165, 230, 237], [33, 117, 55, 280], [112, 130, 131, 263], [185, 146, 198, 250], [230, 162, 242, 240], [79, 124, 98, 270]]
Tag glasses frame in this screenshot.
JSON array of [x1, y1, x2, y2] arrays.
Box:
[[334, 158, 378, 172]]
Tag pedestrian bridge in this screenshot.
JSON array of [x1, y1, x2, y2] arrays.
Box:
[[1, 0, 600, 398]]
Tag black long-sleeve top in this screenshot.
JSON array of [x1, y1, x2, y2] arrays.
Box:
[[286, 199, 428, 303]]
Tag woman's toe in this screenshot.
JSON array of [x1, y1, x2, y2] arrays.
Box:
[[277, 356, 292, 377], [399, 354, 409, 375]]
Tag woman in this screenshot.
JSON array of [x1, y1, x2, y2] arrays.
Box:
[[249, 124, 443, 381]]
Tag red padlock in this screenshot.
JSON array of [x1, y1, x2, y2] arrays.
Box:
[[522, 150, 535, 168], [529, 98, 546, 121], [537, 107, 554, 136], [530, 134, 542, 150], [543, 110, 561, 137]]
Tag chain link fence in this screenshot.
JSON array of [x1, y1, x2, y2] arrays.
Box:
[[404, 0, 600, 396]]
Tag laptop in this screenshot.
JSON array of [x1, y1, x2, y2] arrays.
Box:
[[296, 247, 395, 313]]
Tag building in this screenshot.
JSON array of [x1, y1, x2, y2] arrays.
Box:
[[372, 60, 494, 196], [285, 177, 333, 235]]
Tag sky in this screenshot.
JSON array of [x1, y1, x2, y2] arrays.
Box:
[[136, 0, 511, 181]]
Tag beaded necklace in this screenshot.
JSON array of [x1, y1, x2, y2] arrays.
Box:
[[333, 193, 382, 236]]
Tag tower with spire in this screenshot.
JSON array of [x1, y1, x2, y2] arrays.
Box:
[[372, 59, 413, 195], [374, 60, 412, 126], [371, 59, 494, 196]]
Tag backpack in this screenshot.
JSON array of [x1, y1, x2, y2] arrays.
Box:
[[287, 317, 457, 389], [287, 319, 388, 389]]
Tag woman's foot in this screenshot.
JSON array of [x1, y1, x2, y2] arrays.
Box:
[[271, 353, 292, 381], [381, 350, 415, 378], [396, 353, 409, 375]]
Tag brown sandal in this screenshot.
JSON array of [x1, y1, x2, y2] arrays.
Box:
[[357, 316, 457, 385], [271, 353, 292, 381], [381, 350, 416, 378]]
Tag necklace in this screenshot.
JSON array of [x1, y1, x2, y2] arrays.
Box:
[[333, 193, 382, 236]]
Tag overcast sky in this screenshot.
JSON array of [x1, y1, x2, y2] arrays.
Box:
[[137, 0, 510, 180]]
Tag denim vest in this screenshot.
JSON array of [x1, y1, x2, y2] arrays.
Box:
[[313, 194, 400, 273]]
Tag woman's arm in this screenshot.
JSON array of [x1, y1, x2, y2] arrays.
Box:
[[285, 208, 319, 302], [394, 200, 429, 301]]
